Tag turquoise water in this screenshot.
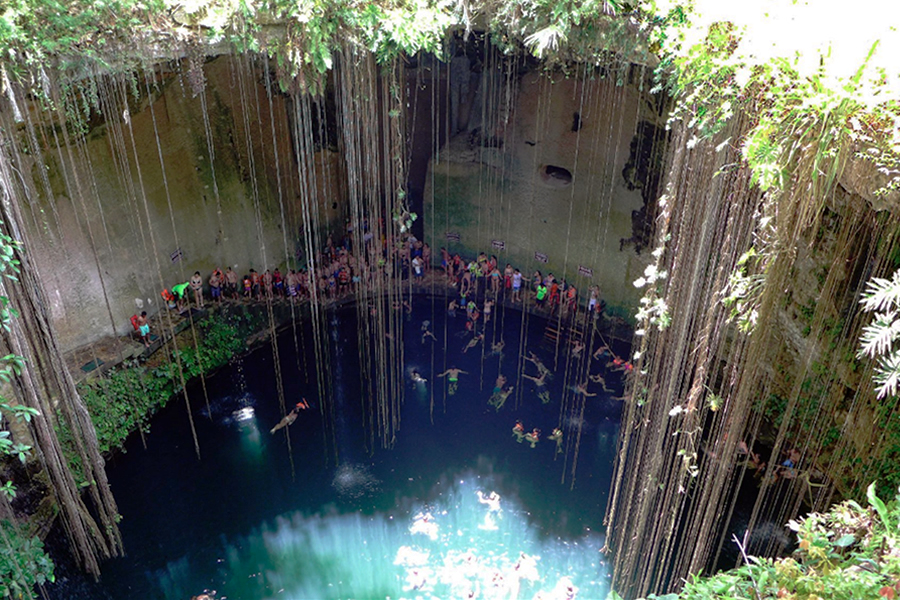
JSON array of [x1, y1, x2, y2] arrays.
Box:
[[47, 299, 624, 599]]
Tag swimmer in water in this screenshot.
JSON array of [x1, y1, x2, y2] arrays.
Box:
[[512, 420, 526, 442], [410, 511, 439, 540], [476, 490, 502, 530], [523, 370, 551, 404], [410, 370, 427, 384], [488, 385, 514, 411], [476, 490, 501, 511], [525, 351, 551, 377], [548, 427, 563, 453], [421, 320, 437, 343], [571, 339, 585, 358], [574, 381, 597, 398], [525, 427, 540, 448], [462, 332, 484, 353], [437, 367, 467, 395], [589, 372, 612, 392], [491, 338, 505, 355], [593, 344, 611, 360], [270, 399, 310, 434]]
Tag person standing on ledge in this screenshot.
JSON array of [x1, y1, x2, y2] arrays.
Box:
[[535, 281, 548, 309], [137, 311, 150, 347], [225, 266, 239, 300], [171, 281, 190, 313], [190, 271, 204, 308], [209, 269, 222, 304]]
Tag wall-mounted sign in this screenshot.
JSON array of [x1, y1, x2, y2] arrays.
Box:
[[446, 232, 461, 242], [491, 240, 505, 250], [578, 265, 594, 277], [170, 248, 183, 263], [534, 252, 548, 264]]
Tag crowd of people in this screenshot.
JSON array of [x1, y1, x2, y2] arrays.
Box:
[[148, 227, 636, 419], [155, 227, 606, 321]]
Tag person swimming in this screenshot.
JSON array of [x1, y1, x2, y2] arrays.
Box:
[[476, 490, 501, 530], [525, 428, 540, 448], [525, 351, 551, 378], [523, 371, 551, 404], [512, 420, 526, 443], [571, 339, 585, 358], [421, 320, 437, 343], [410, 511, 439, 540], [548, 427, 563, 453], [462, 332, 484, 353], [437, 367, 467, 395], [588, 372, 612, 392], [410, 370, 427, 385], [489, 385, 514, 411], [573, 382, 597, 398], [270, 399, 310, 434]]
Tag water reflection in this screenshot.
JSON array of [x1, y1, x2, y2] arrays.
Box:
[[162, 469, 608, 599]]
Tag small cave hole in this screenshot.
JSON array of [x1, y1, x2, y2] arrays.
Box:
[[539, 165, 573, 188]]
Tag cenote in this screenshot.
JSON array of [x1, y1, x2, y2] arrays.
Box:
[[48, 300, 624, 599], [2, 2, 900, 600]]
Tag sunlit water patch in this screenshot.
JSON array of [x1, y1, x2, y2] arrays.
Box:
[[160, 469, 607, 599], [331, 463, 382, 499]]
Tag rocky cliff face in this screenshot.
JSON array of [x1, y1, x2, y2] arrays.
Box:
[[424, 58, 668, 317], [16, 52, 671, 352], [15, 56, 345, 351]]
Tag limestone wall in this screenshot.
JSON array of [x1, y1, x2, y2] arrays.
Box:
[[15, 55, 667, 353], [424, 65, 666, 317], [18, 56, 345, 351]]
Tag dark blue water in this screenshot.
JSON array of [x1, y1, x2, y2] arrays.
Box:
[[47, 298, 627, 599]]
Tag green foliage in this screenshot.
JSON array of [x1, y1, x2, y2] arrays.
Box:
[[0, 0, 167, 69], [489, 0, 681, 66], [722, 248, 765, 333], [633, 228, 671, 336], [658, 13, 899, 202], [0, 0, 680, 95], [0, 520, 54, 599], [632, 484, 900, 600], [0, 223, 51, 600], [858, 269, 900, 399], [63, 312, 254, 459]]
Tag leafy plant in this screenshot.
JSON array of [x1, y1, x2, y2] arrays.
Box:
[[722, 248, 765, 333], [0, 520, 54, 599], [0, 223, 51, 597], [858, 269, 900, 398], [628, 483, 900, 600], [63, 311, 253, 462]]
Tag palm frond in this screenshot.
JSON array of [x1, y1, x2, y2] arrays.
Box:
[[860, 270, 900, 313], [524, 25, 566, 59], [874, 349, 900, 399], [858, 310, 900, 359]]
